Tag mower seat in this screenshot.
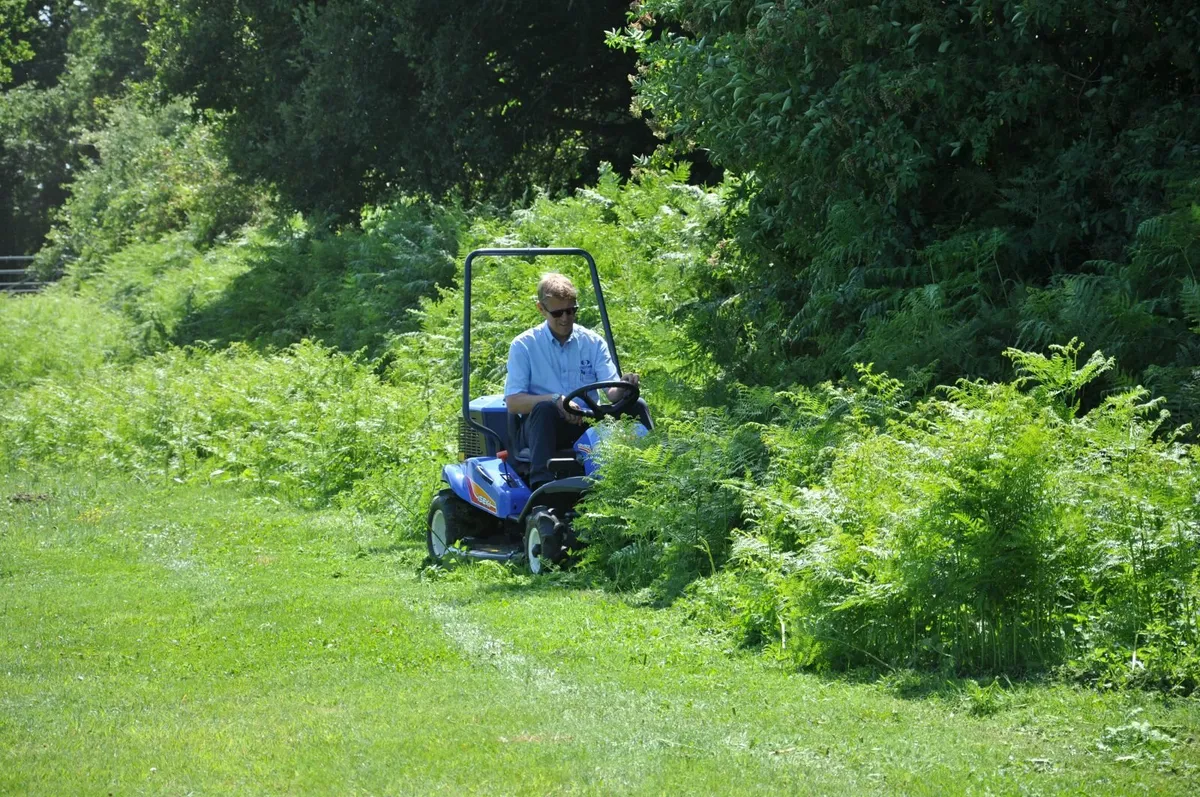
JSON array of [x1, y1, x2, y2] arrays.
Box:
[[505, 412, 582, 478]]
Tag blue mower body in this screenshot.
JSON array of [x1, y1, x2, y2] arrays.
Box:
[[441, 396, 631, 523]]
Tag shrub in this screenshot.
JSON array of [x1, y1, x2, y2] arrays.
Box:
[[0, 164, 725, 528], [617, 1, 1200, 402], [390, 161, 726, 399], [591, 342, 1200, 690], [576, 411, 765, 599], [74, 232, 254, 353], [37, 97, 262, 277], [0, 341, 457, 524], [175, 201, 462, 357]]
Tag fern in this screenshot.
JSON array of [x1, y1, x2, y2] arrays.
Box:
[[1180, 278, 1200, 332], [1003, 339, 1114, 419]]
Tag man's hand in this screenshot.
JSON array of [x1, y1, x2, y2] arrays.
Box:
[[605, 372, 639, 403], [557, 395, 587, 426]]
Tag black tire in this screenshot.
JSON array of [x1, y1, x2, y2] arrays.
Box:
[[426, 489, 471, 560], [523, 510, 564, 574], [523, 521, 546, 575]]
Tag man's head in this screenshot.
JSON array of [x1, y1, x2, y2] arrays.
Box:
[[537, 272, 578, 340]]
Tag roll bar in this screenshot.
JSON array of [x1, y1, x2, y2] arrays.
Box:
[[461, 248, 622, 449]]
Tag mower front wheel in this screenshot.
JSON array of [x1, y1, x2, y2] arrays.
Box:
[[523, 523, 546, 575], [427, 489, 470, 561], [524, 510, 564, 575]]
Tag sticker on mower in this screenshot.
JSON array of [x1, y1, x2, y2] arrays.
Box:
[[467, 477, 498, 514]]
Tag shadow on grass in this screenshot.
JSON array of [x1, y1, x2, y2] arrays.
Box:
[[406, 543, 1061, 719], [416, 554, 618, 598], [869, 668, 1012, 698], [801, 665, 1055, 719]]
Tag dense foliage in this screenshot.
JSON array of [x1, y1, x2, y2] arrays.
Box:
[[6, 141, 1199, 690], [0, 0, 36, 84], [4, 0, 1199, 694], [581, 343, 1200, 690], [143, 0, 657, 217], [0, 163, 723, 521], [37, 98, 261, 275], [617, 0, 1200, 396], [18, 95, 462, 359]]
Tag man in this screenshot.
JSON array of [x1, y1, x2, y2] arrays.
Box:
[[504, 272, 639, 490]]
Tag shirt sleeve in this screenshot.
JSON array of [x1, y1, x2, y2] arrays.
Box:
[[503, 338, 531, 397], [594, 335, 620, 383]]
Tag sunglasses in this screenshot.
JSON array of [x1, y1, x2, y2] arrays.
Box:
[[546, 305, 579, 319]]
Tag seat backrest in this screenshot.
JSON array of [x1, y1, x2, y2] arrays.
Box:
[[505, 412, 532, 462]]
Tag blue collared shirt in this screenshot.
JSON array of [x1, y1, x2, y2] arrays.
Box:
[[503, 322, 620, 401]]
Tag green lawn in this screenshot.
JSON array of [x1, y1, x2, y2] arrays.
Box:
[[2, 469, 1198, 794]]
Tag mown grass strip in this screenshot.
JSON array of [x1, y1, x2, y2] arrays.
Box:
[[2, 470, 1198, 794]]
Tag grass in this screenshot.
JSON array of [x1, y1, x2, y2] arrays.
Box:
[[2, 468, 1199, 794]]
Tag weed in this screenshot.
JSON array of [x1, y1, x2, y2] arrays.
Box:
[[962, 679, 1008, 717]]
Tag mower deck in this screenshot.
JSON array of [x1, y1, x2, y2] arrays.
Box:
[[455, 537, 522, 562]]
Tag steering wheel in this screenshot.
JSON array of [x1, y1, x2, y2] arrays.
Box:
[[562, 380, 641, 421]]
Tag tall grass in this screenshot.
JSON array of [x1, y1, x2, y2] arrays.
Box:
[[0, 342, 455, 519], [1, 163, 723, 528], [0, 289, 135, 390]]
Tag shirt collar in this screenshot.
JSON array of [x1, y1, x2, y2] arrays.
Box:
[[539, 320, 577, 346]]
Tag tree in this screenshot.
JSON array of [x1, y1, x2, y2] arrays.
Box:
[[145, 0, 657, 217], [619, 1, 1200, 389], [0, 0, 36, 85], [0, 0, 153, 254]]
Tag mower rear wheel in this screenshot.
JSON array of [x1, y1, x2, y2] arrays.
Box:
[[427, 489, 470, 560]]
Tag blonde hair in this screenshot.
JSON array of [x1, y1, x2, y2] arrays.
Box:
[[537, 272, 578, 305]]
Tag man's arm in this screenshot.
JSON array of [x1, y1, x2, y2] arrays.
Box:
[[506, 392, 586, 426], [505, 392, 561, 415], [594, 339, 637, 402], [503, 337, 540, 414]]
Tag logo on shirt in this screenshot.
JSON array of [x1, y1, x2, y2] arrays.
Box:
[[580, 358, 596, 379]]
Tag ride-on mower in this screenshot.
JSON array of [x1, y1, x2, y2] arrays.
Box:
[[426, 248, 652, 573]]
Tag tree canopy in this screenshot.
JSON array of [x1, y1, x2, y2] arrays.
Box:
[[144, 0, 657, 217], [6, 0, 1200, 410], [620, 0, 1200, 392], [0, 0, 37, 84]]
